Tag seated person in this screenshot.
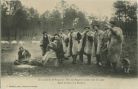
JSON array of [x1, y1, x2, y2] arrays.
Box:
[[14, 46, 31, 65], [42, 42, 58, 66]]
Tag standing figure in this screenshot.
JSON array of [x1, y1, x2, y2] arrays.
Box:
[[106, 22, 124, 71], [93, 24, 104, 66], [58, 29, 69, 59], [53, 34, 64, 64], [40, 31, 50, 56], [66, 28, 82, 64], [79, 27, 95, 64], [94, 21, 124, 72]]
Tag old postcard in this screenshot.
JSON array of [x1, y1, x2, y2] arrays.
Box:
[[1, 0, 138, 89]]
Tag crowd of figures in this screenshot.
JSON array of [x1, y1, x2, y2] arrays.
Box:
[[14, 21, 130, 73]]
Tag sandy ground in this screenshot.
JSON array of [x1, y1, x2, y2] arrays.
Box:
[[1, 42, 137, 78], [1, 42, 138, 89]]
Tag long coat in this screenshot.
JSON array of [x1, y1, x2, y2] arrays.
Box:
[[40, 35, 51, 56], [40, 35, 50, 48], [79, 30, 95, 55], [60, 33, 69, 55], [66, 31, 81, 57]]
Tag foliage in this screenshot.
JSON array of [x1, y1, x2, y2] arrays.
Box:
[[111, 1, 137, 32], [1, 0, 89, 40], [1, 0, 137, 40]]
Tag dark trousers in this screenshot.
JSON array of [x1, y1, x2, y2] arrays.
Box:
[[79, 52, 83, 63], [72, 55, 77, 64], [79, 52, 91, 64], [42, 47, 47, 56]]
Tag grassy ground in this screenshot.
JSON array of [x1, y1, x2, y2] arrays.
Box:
[[1, 37, 137, 78]]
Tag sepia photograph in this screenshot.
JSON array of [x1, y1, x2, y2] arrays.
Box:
[[1, 0, 138, 89]]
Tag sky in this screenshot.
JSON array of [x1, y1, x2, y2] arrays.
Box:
[[20, 0, 136, 18]]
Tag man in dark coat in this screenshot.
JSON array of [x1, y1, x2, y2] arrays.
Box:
[[40, 31, 50, 56], [52, 34, 64, 64], [14, 46, 31, 65]]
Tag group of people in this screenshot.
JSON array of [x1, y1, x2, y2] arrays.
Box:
[[14, 21, 130, 73]]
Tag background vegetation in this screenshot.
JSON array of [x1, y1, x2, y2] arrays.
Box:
[[1, 0, 137, 40]]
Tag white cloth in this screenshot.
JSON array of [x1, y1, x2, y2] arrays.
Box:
[[42, 50, 57, 65], [42, 42, 57, 65]]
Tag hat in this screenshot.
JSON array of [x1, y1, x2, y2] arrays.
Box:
[[67, 28, 74, 31], [19, 46, 24, 49], [84, 26, 90, 29], [42, 31, 47, 34], [92, 24, 100, 28], [105, 22, 112, 29], [58, 29, 63, 31], [91, 20, 100, 27], [54, 33, 60, 37], [109, 17, 116, 25]]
